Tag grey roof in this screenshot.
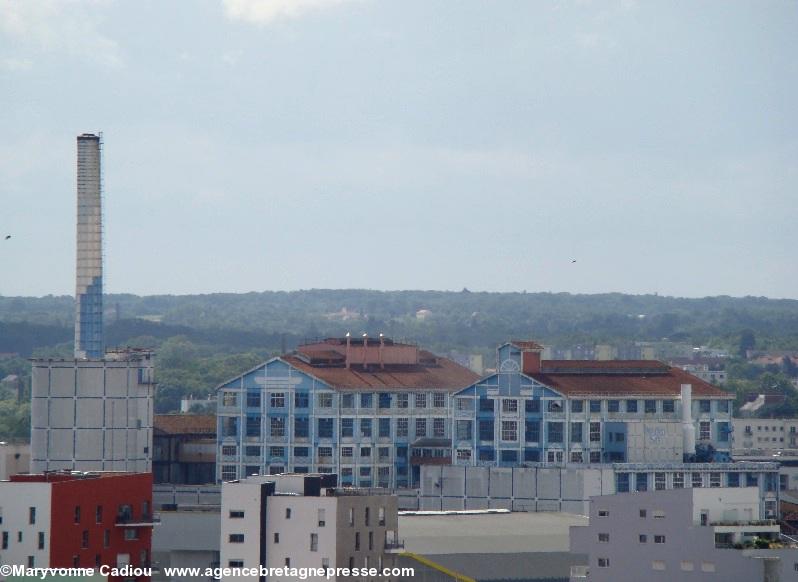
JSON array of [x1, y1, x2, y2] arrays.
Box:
[[415, 552, 587, 582], [399, 511, 588, 554]]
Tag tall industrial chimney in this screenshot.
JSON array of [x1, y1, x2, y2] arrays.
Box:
[[74, 133, 103, 359]]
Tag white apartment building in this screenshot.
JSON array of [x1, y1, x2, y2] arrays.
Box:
[[570, 487, 797, 582], [220, 474, 400, 581], [733, 418, 798, 452]]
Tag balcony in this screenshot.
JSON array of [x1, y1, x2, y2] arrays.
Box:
[[115, 513, 161, 527]]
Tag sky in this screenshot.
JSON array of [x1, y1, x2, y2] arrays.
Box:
[[0, 0, 796, 299]]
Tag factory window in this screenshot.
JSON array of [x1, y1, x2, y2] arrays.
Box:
[[590, 451, 601, 463], [245, 445, 260, 457], [571, 400, 583, 413], [341, 418, 354, 438], [397, 394, 408, 409], [639, 534, 647, 543], [355, 532, 360, 550], [221, 466, 237, 481], [415, 393, 427, 409], [318, 417, 334, 438], [246, 392, 261, 409], [318, 508, 326, 527], [270, 417, 284, 437], [229, 534, 244, 543], [644, 400, 656, 414], [692, 473, 703, 488], [503, 399, 518, 413], [479, 398, 494, 412], [379, 447, 390, 460], [273, 532, 280, 543], [597, 558, 610, 568], [360, 447, 371, 458], [571, 422, 583, 443], [318, 447, 333, 459], [501, 421, 518, 441], [548, 422, 564, 443], [415, 418, 427, 438], [662, 400, 675, 413], [457, 449, 472, 461], [626, 400, 638, 413], [525, 399, 540, 413], [229, 510, 245, 519], [228, 561, 244, 568], [598, 509, 609, 517], [341, 447, 353, 458], [365, 507, 370, 526], [570, 451, 583, 463], [456, 420, 472, 441], [294, 447, 309, 458], [636, 473, 648, 492], [639, 509, 647, 518], [717, 422, 730, 442], [294, 417, 309, 438], [295, 392, 309, 408], [379, 393, 392, 409], [479, 449, 495, 461], [699, 421, 711, 441], [673, 472, 684, 489], [360, 418, 372, 438], [457, 397, 473, 411], [727, 472, 740, 487], [361, 393, 374, 408], [654, 473, 666, 490], [525, 421, 540, 442], [479, 420, 494, 441], [548, 400, 563, 413], [590, 400, 601, 413], [396, 418, 408, 437], [547, 450, 563, 463], [654, 535, 665, 544], [317, 393, 333, 408], [598, 533, 609, 543], [717, 400, 730, 414], [710, 473, 721, 488], [524, 449, 540, 462], [222, 392, 237, 407], [433, 418, 446, 438], [616, 473, 630, 492], [294, 466, 309, 473], [699, 400, 711, 413], [501, 450, 518, 463], [434, 393, 446, 408], [589, 422, 601, 442], [246, 416, 261, 437], [269, 446, 285, 458], [270, 393, 285, 408], [608, 400, 620, 413], [341, 394, 354, 408], [341, 468, 353, 481], [379, 418, 391, 438]]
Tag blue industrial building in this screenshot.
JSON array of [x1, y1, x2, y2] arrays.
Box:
[[216, 339, 734, 488]]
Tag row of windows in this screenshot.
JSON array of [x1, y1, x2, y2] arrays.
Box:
[[616, 471, 769, 492], [598, 559, 715, 573], [2, 530, 46, 550], [222, 391, 447, 410], [228, 506, 387, 527], [453, 420, 602, 443], [222, 416, 449, 439]]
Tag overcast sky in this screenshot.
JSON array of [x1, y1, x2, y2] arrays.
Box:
[[1, 0, 796, 298]]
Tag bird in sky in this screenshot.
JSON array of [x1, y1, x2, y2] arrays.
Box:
[[571, 259, 576, 263], [4, 235, 10, 240]]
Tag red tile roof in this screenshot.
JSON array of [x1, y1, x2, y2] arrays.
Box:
[[282, 355, 479, 392], [510, 340, 545, 351], [154, 414, 216, 435], [529, 362, 731, 398]]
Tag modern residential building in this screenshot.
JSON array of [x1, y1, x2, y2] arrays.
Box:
[[0, 472, 154, 580], [75, 133, 104, 360], [215, 337, 479, 487], [570, 487, 797, 582], [452, 341, 734, 468], [30, 348, 155, 473], [153, 414, 216, 484], [220, 473, 400, 581], [418, 462, 781, 517]]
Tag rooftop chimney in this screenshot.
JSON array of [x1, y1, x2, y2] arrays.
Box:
[[518, 341, 544, 375]]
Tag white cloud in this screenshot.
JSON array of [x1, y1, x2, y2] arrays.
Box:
[[0, 0, 121, 67], [222, 0, 360, 25]]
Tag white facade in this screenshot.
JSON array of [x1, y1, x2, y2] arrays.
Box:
[[733, 418, 798, 452], [0, 482, 52, 569], [30, 350, 154, 473], [220, 475, 398, 582]]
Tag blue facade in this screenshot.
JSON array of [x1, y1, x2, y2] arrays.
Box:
[[76, 275, 103, 358]]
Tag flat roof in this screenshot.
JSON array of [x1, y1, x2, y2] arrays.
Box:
[[398, 511, 588, 554]]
